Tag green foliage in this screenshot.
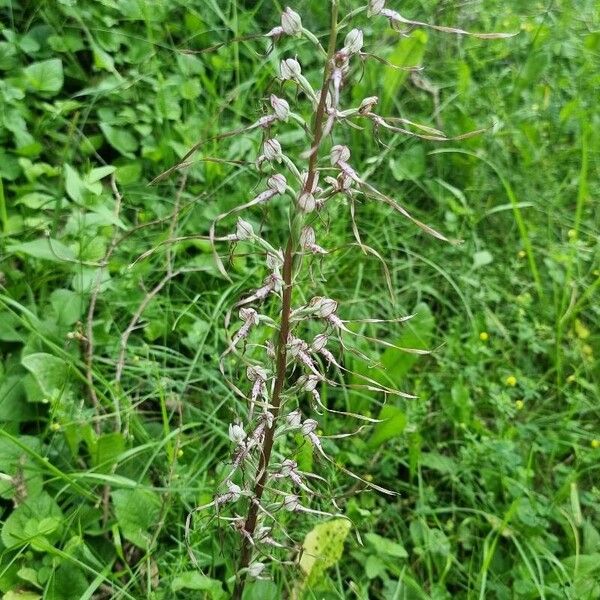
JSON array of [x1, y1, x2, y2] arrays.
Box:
[[0, 0, 598, 598]]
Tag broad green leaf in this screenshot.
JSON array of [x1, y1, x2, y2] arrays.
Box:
[[171, 572, 225, 598], [367, 405, 407, 448], [112, 488, 161, 550], [50, 288, 84, 326], [45, 565, 88, 600], [1, 492, 63, 549], [21, 353, 69, 397], [365, 532, 408, 558], [64, 163, 85, 202], [0, 435, 43, 501], [382, 30, 428, 112], [23, 59, 63, 94], [390, 145, 426, 181], [92, 433, 126, 473], [298, 518, 351, 590], [3, 592, 42, 600], [86, 165, 116, 183], [7, 238, 76, 262], [99, 123, 138, 158]]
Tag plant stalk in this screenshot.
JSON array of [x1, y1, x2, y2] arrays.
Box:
[[231, 4, 339, 598]]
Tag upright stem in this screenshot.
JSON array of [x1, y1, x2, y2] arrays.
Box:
[[231, 4, 339, 598]]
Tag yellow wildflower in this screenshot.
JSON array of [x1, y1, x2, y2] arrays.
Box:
[[505, 375, 517, 387]]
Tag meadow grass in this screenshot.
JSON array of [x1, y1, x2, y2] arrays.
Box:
[[0, 0, 598, 598]]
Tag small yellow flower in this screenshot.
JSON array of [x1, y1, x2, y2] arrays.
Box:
[[591, 439, 600, 449], [177, 449, 184, 458], [515, 400, 524, 411], [517, 250, 526, 259], [567, 374, 576, 383], [364, 473, 373, 482], [567, 229, 577, 240], [505, 375, 517, 387], [50, 422, 61, 432], [479, 331, 489, 341]]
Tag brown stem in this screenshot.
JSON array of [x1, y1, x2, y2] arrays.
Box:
[[231, 4, 339, 598]]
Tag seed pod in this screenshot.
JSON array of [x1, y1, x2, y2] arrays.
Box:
[[281, 7, 302, 36], [270, 94, 290, 121], [236, 218, 254, 240], [344, 29, 364, 54], [267, 173, 287, 194], [263, 138, 282, 162], [330, 144, 351, 165], [280, 57, 302, 80]]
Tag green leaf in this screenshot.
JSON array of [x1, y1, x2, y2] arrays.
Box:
[[92, 433, 125, 473], [298, 518, 351, 590], [3, 592, 42, 600], [50, 288, 85, 326], [390, 145, 426, 181], [472, 250, 493, 269], [112, 488, 161, 550], [46, 565, 88, 600], [1, 492, 63, 549], [365, 532, 408, 558], [382, 30, 428, 112], [0, 435, 44, 501], [21, 353, 70, 397], [99, 123, 138, 158], [7, 238, 76, 262], [171, 572, 225, 598], [64, 163, 85, 203], [23, 59, 64, 95], [367, 405, 407, 448]]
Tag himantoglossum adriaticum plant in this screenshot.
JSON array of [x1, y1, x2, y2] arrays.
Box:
[[154, 1, 513, 596]]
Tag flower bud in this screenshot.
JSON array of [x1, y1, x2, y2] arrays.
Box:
[[300, 226, 316, 248], [330, 144, 351, 165], [248, 562, 266, 578], [311, 333, 328, 352], [279, 459, 297, 477], [309, 296, 338, 318], [344, 29, 364, 54], [236, 218, 254, 240], [270, 94, 290, 121], [229, 422, 247, 444], [247, 364, 268, 382], [297, 192, 316, 213], [367, 0, 385, 17], [359, 95, 379, 114], [286, 410, 302, 429], [266, 250, 284, 270], [283, 494, 300, 511], [267, 173, 287, 194], [280, 58, 302, 80], [239, 307, 259, 325], [281, 7, 302, 36], [301, 418, 318, 436], [299, 374, 319, 392], [227, 482, 242, 501], [263, 138, 282, 162]]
